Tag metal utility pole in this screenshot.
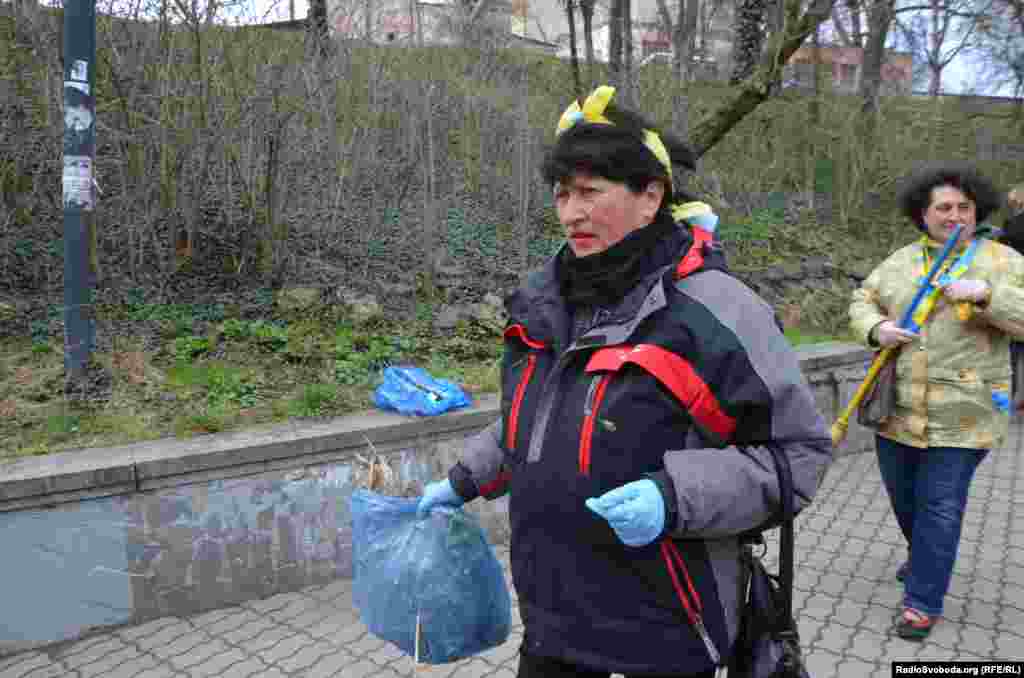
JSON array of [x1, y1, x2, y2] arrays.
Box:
[[62, 0, 97, 385]]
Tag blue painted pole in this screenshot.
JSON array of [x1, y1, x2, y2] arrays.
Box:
[[62, 0, 97, 383]]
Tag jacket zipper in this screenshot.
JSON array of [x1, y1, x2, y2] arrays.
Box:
[[506, 353, 538, 451], [578, 373, 612, 475]]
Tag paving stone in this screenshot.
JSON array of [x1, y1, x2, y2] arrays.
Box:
[[59, 636, 131, 669], [1001, 582, 1024, 608], [266, 596, 322, 623], [334, 658, 386, 678], [117, 618, 186, 643], [366, 639, 406, 666], [204, 658, 271, 678], [345, 632, 390, 657], [801, 592, 839, 620], [134, 621, 199, 652], [197, 609, 262, 637], [802, 648, 841, 677], [305, 650, 357, 678], [813, 622, 855, 653], [835, 658, 877, 678], [275, 640, 338, 673], [21, 665, 70, 678], [962, 600, 1000, 628], [183, 648, 248, 678], [308, 579, 354, 603], [957, 625, 998, 656], [188, 608, 237, 629], [0, 655, 49, 678], [448, 659, 499, 678], [388, 656, 460, 677], [132, 667, 182, 678], [244, 594, 296, 615], [306, 611, 367, 642], [831, 600, 866, 627], [167, 639, 233, 670], [77, 646, 153, 678], [251, 630, 309, 660], [150, 631, 212, 660], [476, 639, 520, 667], [845, 628, 891, 663]]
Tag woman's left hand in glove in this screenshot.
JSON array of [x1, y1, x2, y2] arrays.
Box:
[[943, 279, 990, 303], [586, 479, 666, 547]]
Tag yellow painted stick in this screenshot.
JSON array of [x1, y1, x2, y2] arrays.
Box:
[[830, 346, 897, 446]]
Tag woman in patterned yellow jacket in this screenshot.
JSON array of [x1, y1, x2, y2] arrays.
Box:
[[849, 164, 1024, 640]]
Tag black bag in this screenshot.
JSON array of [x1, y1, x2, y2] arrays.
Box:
[[856, 350, 899, 428], [728, 446, 811, 678]]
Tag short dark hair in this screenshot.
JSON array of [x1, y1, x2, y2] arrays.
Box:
[[540, 102, 697, 209], [896, 163, 1003, 227]]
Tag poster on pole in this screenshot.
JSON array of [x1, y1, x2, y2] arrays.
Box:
[[63, 155, 94, 211], [63, 82, 94, 157]]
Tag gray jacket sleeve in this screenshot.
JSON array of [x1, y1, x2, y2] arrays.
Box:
[[448, 418, 510, 501], [661, 271, 834, 539]]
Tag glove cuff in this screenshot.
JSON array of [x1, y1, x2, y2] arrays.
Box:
[[448, 463, 480, 503], [646, 471, 679, 536]]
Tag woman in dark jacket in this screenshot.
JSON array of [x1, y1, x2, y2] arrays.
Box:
[[1002, 183, 1024, 405], [416, 86, 834, 678]]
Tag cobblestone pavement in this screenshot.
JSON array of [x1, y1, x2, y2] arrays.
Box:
[[2, 417, 1021, 678]]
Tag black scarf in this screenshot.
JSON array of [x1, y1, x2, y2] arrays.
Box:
[[557, 215, 687, 307]]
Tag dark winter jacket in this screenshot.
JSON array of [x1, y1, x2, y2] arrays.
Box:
[[448, 223, 833, 675]]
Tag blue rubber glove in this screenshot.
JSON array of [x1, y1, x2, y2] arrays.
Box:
[[585, 479, 666, 547], [417, 479, 464, 518]]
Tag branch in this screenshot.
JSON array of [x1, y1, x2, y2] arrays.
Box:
[[831, 7, 853, 45], [689, 0, 836, 158]]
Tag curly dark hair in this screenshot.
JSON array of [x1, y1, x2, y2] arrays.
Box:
[[896, 163, 1004, 228], [540, 98, 700, 213]]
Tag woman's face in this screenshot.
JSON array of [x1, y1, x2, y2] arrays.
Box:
[[554, 172, 664, 257], [923, 185, 977, 244]]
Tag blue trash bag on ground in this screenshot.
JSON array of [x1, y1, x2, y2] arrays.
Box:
[[349, 489, 511, 664], [373, 366, 472, 417]]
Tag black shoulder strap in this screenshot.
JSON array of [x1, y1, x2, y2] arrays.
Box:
[[766, 444, 797, 626]]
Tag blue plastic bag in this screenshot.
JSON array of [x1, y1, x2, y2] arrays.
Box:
[[349, 489, 511, 664], [373, 366, 471, 416]]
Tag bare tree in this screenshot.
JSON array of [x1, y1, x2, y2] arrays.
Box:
[[692, 0, 837, 156], [897, 0, 999, 94], [971, 0, 1024, 99]]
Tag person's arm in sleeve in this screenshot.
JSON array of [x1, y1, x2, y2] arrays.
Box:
[[970, 250, 1024, 341], [850, 260, 892, 348], [448, 418, 511, 501], [651, 280, 834, 540]]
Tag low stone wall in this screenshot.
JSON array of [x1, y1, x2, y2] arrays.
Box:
[[0, 342, 874, 655]]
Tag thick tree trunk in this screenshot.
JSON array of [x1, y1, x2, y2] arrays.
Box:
[[859, 0, 894, 117]]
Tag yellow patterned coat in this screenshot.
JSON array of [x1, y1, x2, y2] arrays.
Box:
[[850, 238, 1024, 449]]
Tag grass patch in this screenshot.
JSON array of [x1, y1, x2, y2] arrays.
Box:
[[1, 300, 846, 460], [0, 309, 506, 460]]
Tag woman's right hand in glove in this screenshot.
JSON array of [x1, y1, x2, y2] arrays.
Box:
[[873, 320, 919, 348], [417, 479, 465, 518]]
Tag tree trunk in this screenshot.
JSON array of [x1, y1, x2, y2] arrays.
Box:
[[859, 0, 894, 118], [565, 0, 583, 99], [580, 0, 596, 87], [846, 0, 863, 45], [621, 0, 635, 106], [730, 0, 767, 84], [609, 0, 623, 87]]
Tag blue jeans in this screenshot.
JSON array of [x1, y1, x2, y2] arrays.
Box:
[[875, 436, 988, 617]]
